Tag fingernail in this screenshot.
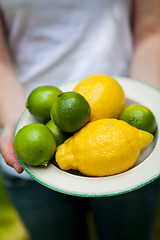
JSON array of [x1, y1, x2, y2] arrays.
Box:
[[13, 163, 19, 173]]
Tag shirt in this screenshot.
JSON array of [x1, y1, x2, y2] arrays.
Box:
[[0, 0, 132, 178]]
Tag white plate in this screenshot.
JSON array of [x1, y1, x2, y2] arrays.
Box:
[[14, 77, 160, 197]]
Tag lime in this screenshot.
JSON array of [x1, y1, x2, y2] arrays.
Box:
[[50, 92, 91, 132], [26, 86, 62, 122], [119, 104, 157, 134], [14, 123, 56, 166], [46, 120, 68, 146]]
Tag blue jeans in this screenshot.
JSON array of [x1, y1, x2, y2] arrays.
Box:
[[1, 172, 160, 240]]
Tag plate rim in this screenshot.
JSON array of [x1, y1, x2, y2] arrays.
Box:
[[14, 76, 160, 197]]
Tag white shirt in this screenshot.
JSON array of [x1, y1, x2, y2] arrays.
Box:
[[0, 0, 133, 178]]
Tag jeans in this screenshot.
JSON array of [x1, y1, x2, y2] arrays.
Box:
[[1, 171, 160, 240]]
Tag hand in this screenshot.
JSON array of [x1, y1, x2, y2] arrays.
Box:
[[0, 120, 23, 173]]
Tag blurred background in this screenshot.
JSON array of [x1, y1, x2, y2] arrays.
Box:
[[0, 171, 29, 240], [0, 171, 160, 240], [0, 169, 98, 240]]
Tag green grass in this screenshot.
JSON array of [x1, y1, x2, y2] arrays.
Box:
[[0, 172, 160, 240], [0, 173, 30, 240]]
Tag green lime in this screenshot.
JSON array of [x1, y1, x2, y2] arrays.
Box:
[[50, 91, 91, 132], [26, 86, 62, 121], [46, 120, 68, 146], [14, 123, 56, 166], [119, 104, 157, 134]]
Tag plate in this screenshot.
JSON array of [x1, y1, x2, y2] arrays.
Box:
[[14, 77, 160, 197]]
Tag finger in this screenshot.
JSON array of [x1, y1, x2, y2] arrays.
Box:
[[0, 121, 24, 173], [1, 137, 24, 173]]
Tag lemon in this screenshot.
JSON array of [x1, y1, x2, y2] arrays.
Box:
[[26, 86, 62, 122], [46, 120, 68, 146], [119, 104, 157, 134], [73, 74, 125, 121], [50, 92, 91, 132], [55, 119, 153, 176], [14, 123, 56, 166]]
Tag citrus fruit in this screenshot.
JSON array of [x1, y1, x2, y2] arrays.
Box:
[[14, 123, 56, 166], [56, 119, 153, 177], [119, 104, 157, 134], [46, 120, 68, 146], [73, 74, 125, 121], [50, 92, 91, 132], [26, 86, 62, 121]]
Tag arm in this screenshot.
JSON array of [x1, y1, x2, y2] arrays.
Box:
[[0, 15, 26, 173], [130, 0, 160, 89]]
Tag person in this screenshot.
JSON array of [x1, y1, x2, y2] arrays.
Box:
[[0, 0, 160, 239]]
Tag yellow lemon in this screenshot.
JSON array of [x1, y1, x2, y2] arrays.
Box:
[[55, 119, 153, 177], [73, 75, 125, 121]]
